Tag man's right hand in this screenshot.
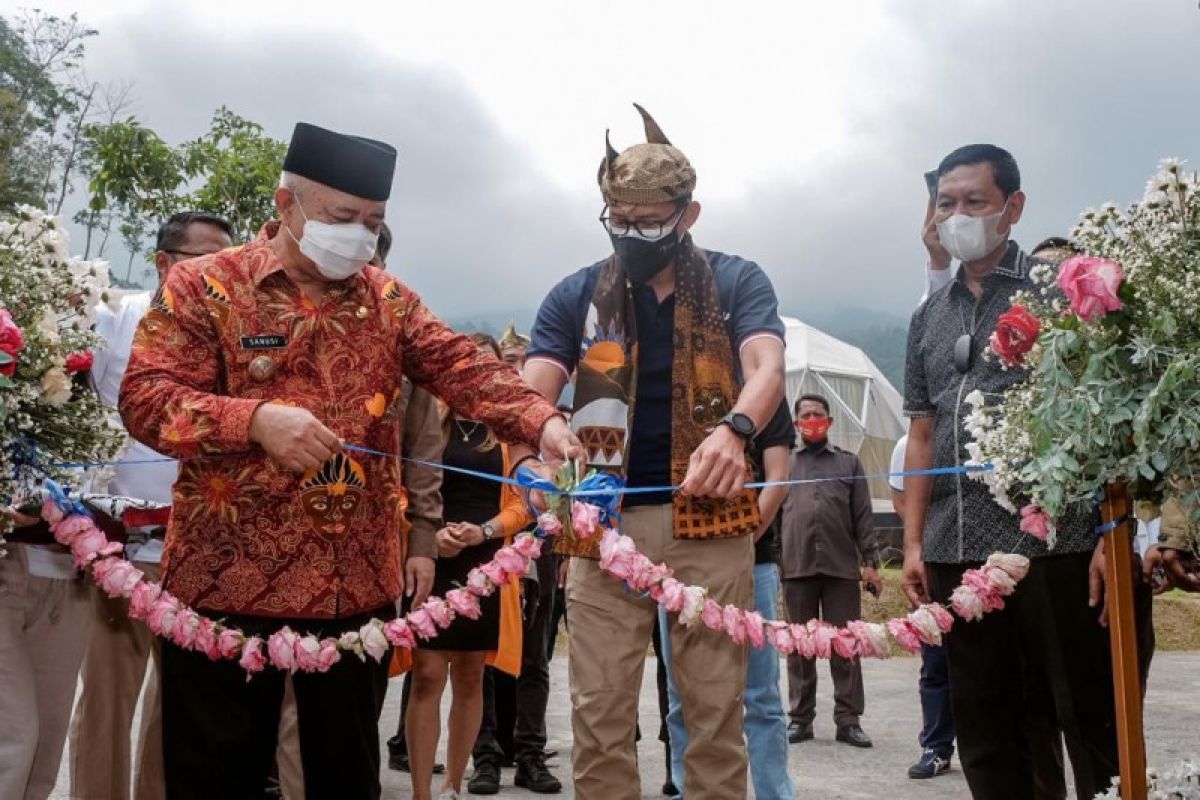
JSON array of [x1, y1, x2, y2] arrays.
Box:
[[901, 546, 930, 607], [1144, 544, 1200, 593], [922, 197, 951, 270], [248, 403, 341, 473]]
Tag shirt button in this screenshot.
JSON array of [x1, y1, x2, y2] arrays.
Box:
[[356, 306, 369, 319]]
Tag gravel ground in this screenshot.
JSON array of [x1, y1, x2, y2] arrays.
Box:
[[51, 651, 1199, 799]]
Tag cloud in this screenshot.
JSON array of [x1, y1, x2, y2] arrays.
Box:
[[55, 0, 1200, 327]]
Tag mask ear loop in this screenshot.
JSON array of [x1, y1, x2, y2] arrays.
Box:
[[283, 191, 309, 246]]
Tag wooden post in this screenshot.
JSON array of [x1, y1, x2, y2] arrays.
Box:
[[1100, 482, 1147, 800]]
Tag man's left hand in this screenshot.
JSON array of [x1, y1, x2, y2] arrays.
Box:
[[862, 566, 884, 598], [680, 424, 747, 499], [405, 556, 435, 607]]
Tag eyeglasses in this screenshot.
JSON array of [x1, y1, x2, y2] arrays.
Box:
[[954, 334, 974, 374], [598, 204, 686, 241]]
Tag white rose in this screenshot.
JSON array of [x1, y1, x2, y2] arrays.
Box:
[[40, 367, 73, 407], [35, 310, 60, 345]]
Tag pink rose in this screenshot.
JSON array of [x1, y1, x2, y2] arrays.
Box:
[[422, 597, 454, 629], [217, 628, 242, 659], [678, 586, 707, 627], [128, 581, 162, 620], [51, 514, 93, 546], [195, 617, 219, 659], [67, 524, 109, 567], [810, 621, 835, 660], [985, 567, 1017, 595], [383, 618, 416, 649], [907, 607, 943, 646], [847, 621, 891, 659], [599, 532, 638, 582], [0, 307, 25, 377], [294, 635, 323, 672], [359, 622, 390, 662], [832, 628, 860, 660], [239, 637, 267, 677], [446, 589, 482, 620], [479, 560, 508, 587], [316, 638, 340, 672], [886, 619, 923, 654], [792, 624, 816, 660], [171, 608, 201, 649], [494, 547, 527, 577], [510, 533, 543, 560], [722, 605, 747, 645], [466, 567, 493, 596], [267, 628, 299, 671], [962, 570, 1007, 611], [658, 578, 686, 614], [927, 603, 955, 634], [95, 558, 143, 598], [146, 593, 181, 636], [743, 610, 766, 649], [570, 501, 602, 539], [40, 499, 64, 525], [950, 585, 986, 621], [537, 512, 563, 537], [407, 608, 439, 639], [1057, 255, 1124, 322], [766, 622, 796, 655], [984, 553, 1031, 582], [700, 599, 724, 631], [1019, 505, 1053, 543], [635, 562, 671, 593]]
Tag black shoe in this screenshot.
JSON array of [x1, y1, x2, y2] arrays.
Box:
[[908, 749, 952, 779], [514, 758, 562, 793], [387, 751, 445, 774], [662, 779, 680, 797], [467, 762, 501, 795], [787, 721, 814, 743], [836, 724, 873, 748]]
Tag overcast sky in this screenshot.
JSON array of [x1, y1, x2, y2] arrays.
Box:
[[17, 0, 1200, 324]]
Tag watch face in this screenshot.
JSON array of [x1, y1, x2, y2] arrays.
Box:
[[729, 412, 755, 437]]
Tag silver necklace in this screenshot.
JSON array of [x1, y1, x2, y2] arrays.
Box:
[[454, 418, 481, 442]]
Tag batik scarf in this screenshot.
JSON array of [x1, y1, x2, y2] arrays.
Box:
[[558, 237, 761, 558]]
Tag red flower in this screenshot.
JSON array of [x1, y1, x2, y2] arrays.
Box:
[[0, 308, 25, 377], [990, 305, 1040, 367], [65, 350, 94, 373]]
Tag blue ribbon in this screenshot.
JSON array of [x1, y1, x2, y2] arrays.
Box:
[[1095, 515, 1132, 537], [39, 443, 993, 497], [43, 478, 89, 517]]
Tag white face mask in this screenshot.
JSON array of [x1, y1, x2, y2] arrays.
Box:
[[936, 199, 1011, 263], [286, 196, 378, 280]]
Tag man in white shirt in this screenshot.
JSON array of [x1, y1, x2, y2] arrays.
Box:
[[69, 212, 233, 800]]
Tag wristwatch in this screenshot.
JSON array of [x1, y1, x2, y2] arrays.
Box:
[[482, 521, 498, 541], [719, 411, 757, 441]]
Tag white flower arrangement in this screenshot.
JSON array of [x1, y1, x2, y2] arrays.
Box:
[[1094, 760, 1200, 799], [0, 206, 125, 556]]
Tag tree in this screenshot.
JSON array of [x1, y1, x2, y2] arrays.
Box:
[[0, 9, 96, 210], [82, 107, 286, 285]]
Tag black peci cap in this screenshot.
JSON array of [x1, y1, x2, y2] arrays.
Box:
[[283, 122, 397, 201]]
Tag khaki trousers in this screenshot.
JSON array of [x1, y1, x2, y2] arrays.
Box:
[[276, 676, 305, 800], [566, 505, 753, 800], [0, 547, 92, 800], [69, 560, 164, 800]]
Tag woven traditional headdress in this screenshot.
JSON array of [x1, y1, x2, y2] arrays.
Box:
[[598, 104, 696, 206]]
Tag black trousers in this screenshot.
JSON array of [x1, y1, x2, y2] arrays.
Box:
[[473, 553, 558, 767], [926, 554, 1119, 800], [783, 575, 865, 727], [161, 606, 392, 800]]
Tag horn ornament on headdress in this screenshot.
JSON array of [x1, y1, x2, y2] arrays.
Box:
[[598, 103, 697, 206]]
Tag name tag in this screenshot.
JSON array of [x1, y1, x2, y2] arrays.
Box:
[[240, 335, 287, 349]]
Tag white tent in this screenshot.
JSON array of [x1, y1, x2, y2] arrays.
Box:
[[782, 316, 905, 511]]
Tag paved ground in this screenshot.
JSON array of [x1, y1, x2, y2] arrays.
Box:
[[52, 651, 1200, 799]]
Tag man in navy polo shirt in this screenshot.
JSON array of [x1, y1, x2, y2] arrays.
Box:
[[519, 105, 785, 800]]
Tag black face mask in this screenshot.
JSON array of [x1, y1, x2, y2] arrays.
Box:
[[611, 230, 681, 285]]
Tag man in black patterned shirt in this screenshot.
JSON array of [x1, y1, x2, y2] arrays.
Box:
[[900, 144, 1118, 800]]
